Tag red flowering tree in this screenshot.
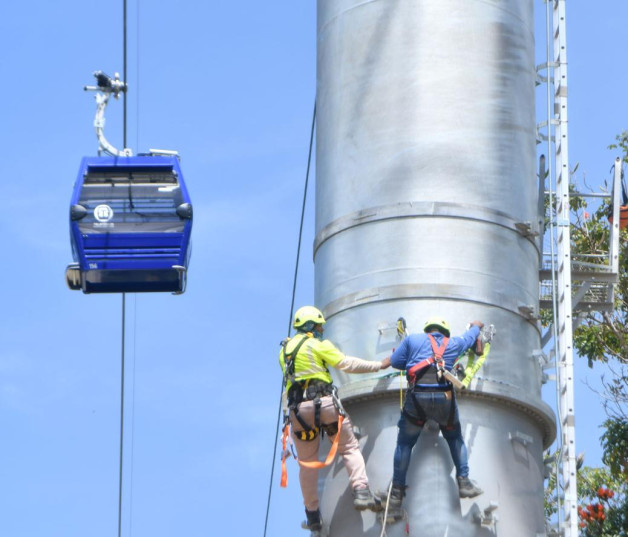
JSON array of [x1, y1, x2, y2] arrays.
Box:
[[576, 466, 626, 537]]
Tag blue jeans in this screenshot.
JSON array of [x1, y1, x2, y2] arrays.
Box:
[[392, 391, 469, 487]]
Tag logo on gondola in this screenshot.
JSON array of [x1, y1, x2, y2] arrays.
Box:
[[94, 204, 114, 223]]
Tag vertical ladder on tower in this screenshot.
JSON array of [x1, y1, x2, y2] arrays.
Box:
[[551, 2, 578, 534], [536, 1, 578, 536]]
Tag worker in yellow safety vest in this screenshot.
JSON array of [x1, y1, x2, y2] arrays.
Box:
[[279, 306, 391, 533]]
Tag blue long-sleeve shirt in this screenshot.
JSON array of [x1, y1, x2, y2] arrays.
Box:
[[390, 326, 480, 375]]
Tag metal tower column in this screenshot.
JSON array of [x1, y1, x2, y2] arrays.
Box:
[[315, 1, 556, 535]]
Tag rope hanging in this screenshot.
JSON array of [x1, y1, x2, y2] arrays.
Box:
[[262, 101, 317, 537]]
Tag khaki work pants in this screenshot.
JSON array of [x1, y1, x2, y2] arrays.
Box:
[[290, 395, 369, 511]]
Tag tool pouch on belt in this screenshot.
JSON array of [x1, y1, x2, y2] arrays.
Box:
[[287, 379, 334, 406]]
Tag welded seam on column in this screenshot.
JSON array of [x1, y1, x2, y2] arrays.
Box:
[[323, 282, 541, 331], [313, 201, 540, 256], [338, 382, 557, 448]]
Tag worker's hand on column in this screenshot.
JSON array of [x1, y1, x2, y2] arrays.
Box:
[[380, 356, 392, 369], [470, 320, 484, 329]]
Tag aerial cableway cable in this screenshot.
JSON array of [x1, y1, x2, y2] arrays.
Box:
[[119, 2, 129, 537], [68, 1, 187, 534], [262, 101, 316, 537]]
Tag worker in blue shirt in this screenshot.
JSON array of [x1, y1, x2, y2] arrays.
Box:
[[384, 317, 484, 518]]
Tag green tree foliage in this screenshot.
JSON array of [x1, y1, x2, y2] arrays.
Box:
[[544, 131, 628, 536]]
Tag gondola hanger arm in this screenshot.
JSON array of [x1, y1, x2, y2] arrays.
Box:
[[84, 71, 133, 157]]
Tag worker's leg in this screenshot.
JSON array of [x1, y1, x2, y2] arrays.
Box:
[[392, 414, 423, 487], [291, 401, 322, 511], [319, 396, 369, 490], [441, 420, 483, 497], [440, 418, 469, 478]]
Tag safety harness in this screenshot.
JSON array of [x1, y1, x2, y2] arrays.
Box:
[[281, 334, 333, 440], [406, 334, 450, 386], [403, 334, 457, 430], [279, 335, 347, 487]]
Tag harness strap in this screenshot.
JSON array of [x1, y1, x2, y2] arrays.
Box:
[[298, 415, 345, 469], [281, 334, 311, 387], [406, 357, 435, 383], [428, 333, 449, 368], [407, 335, 450, 383], [405, 392, 427, 426], [314, 395, 322, 430], [288, 379, 334, 440]]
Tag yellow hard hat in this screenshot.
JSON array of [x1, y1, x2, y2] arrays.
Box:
[[293, 306, 326, 329], [423, 317, 450, 337]]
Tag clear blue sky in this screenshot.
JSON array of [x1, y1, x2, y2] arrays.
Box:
[[0, 2, 625, 536]]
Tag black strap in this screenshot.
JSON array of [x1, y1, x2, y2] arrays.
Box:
[[291, 393, 324, 441], [314, 396, 322, 430], [292, 404, 313, 431], [404, 390, 427, 426], [281, 334, 310, 386]]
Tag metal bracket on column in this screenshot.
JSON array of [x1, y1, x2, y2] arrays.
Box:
[[518, 304, 540, 321], [475, 501, 499, 527], [533, 349, 549, 367], [509, 431, 534, 446], [377, 322, 398, 335], [533, 349, 554, 384], [515, 221, 540, 238]]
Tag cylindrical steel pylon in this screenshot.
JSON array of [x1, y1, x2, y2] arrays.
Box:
[[313, 1, 556, 535]]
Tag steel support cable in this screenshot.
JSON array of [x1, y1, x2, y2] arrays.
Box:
[[119, 1, 129, 537], [262, 101, 316, 537], [118, 293, 126, 537], [127, 6, 141, 536], [126, 294, 138, 537], [123, 0, 128, 149]]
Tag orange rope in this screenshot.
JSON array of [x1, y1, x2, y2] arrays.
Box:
[[280, 423, 290, 488], [298, 415, 345, 469]]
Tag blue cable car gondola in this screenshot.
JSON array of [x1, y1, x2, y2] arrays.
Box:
[[66, 153, 192, 293]]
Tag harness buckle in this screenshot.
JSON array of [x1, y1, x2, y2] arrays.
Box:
[[330, 386, 347, 418]]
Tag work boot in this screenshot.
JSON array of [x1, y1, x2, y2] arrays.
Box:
[[352, 487, 382, 511], [389, 484, 405, 507], [381, 484, 405, 524], [302, 509, 322, 531], [457, 476, 483, 498]]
